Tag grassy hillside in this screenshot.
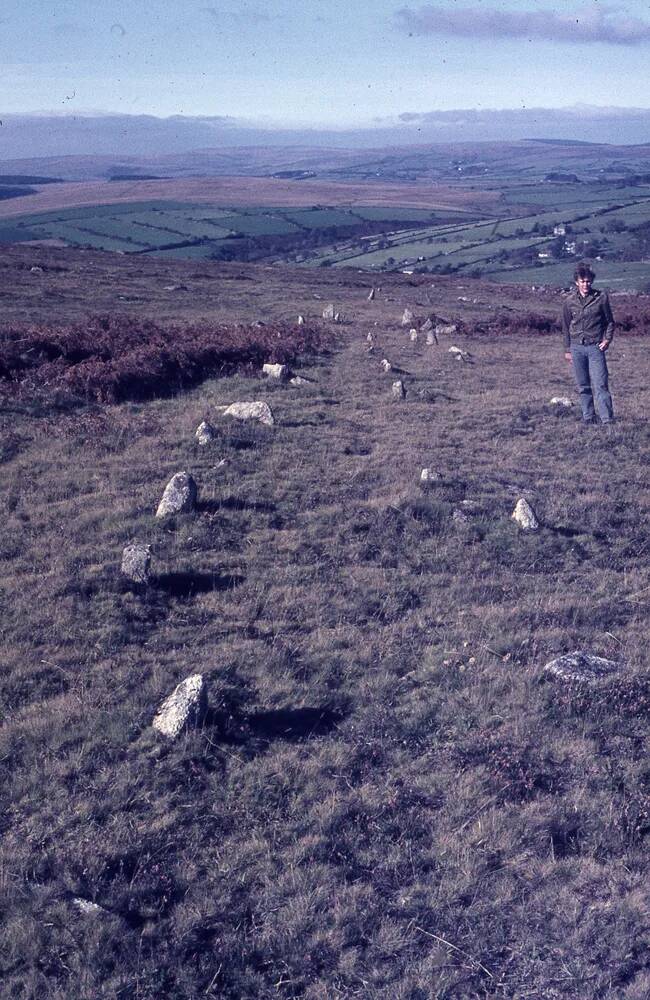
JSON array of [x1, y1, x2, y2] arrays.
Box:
[[1, 247, 649, 998]]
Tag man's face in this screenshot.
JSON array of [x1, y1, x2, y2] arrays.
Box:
[[576, 275, 593, 295]]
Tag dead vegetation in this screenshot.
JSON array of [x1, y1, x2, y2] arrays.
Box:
[[1, 246, 649, 999]]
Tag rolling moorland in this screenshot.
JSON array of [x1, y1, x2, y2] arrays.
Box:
[[2, 139, 650, 289], [1, 243, 649, 998]]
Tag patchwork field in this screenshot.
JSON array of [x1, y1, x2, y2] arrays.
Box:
[[1, 245, 649, 998], [2, 171, 650, 288]]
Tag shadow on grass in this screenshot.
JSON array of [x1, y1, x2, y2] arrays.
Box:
[[544, 523, 607, 542], [205, 704, 345, 744], [198, 496, 276, 514], [154, 571, 244, 598]]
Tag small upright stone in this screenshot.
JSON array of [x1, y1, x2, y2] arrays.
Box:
[[297, 314, 305, 325], [401, 308, 414, 326], [155, 472, 197, 518], [409, 328, 418, 342], [392, 379, 406, 399], [262, 362, 289, 381], [222, 400, 275, 426], [512, 498, 539, 531], [121, 543, 151, 584], [366, 331, 374, 344], [195, 421, 216, 445], [421, 317, 434, 333], [426, 330, 437, 346], [322, 303, 335, 320], [152, 675, 208, 739], [334, 312, 342, 323], [380, 359, 392, 373], [367, 287, 376, 301], [543, 650, 623, 684]]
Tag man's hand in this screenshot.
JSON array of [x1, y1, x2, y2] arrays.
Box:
[[599, 340, 610, 351], [564, 352, 572, 361]]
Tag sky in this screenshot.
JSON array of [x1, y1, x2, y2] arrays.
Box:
[[4, 1, 650, 126]]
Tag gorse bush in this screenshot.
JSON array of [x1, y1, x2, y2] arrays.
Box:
[[0, 314, 326, 402]]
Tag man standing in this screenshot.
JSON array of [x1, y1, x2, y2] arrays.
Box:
[[562, 263, 615, 424]]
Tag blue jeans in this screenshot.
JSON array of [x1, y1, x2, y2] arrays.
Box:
[[570, 344, 614, 423]]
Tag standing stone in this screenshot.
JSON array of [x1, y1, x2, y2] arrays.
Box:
[[322, 303, 335, 320], [195, 421, 217, 445], [121, 543, 152, 584], [421, 317, 434, 333], [550, 396, 573, 407], [262, 362, 289, 381], [366, 332, 374, 344], [380, 359, 392, 373], [392, 379, 406, 399], [221, 401, 275, 426], [152, 675, 208, 739], [367, 288, 376, 301], [401, 308, 414, 326], [543, 650, 623, 683], [297, 314, 305, 325], [334, 312, 342, 323], [511, 498, 539, 531], [155, 472, 197, 518], [426, 331, 437, 346], [409, 328, 418, 342]]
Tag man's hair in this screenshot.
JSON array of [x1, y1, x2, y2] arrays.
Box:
[[574, 263, 595, 282]]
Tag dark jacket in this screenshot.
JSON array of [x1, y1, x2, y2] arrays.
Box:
[[562, 287, 615, 350]]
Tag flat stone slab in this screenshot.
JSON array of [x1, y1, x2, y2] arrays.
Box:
[[221, 401, 275, 426], [72, 898, 106, 916], [550, 396, 573, 407], [543, 650, 624, 684]]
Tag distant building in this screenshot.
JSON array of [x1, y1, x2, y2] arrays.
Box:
[[564, 241, 577, 254], [553, 224, 566, 236], [537, 250, 552, 260]]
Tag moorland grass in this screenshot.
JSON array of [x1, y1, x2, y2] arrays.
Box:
[[0, 250, 649, 999]]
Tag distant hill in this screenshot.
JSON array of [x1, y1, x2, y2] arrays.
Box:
[[2, 105, 650, 165]]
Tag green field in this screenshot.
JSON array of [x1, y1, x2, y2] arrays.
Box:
[[3, 182, 650, 286], [485, 259, 650, 289]]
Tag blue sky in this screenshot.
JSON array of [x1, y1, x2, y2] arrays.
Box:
[[4, 1, 650, 124]]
